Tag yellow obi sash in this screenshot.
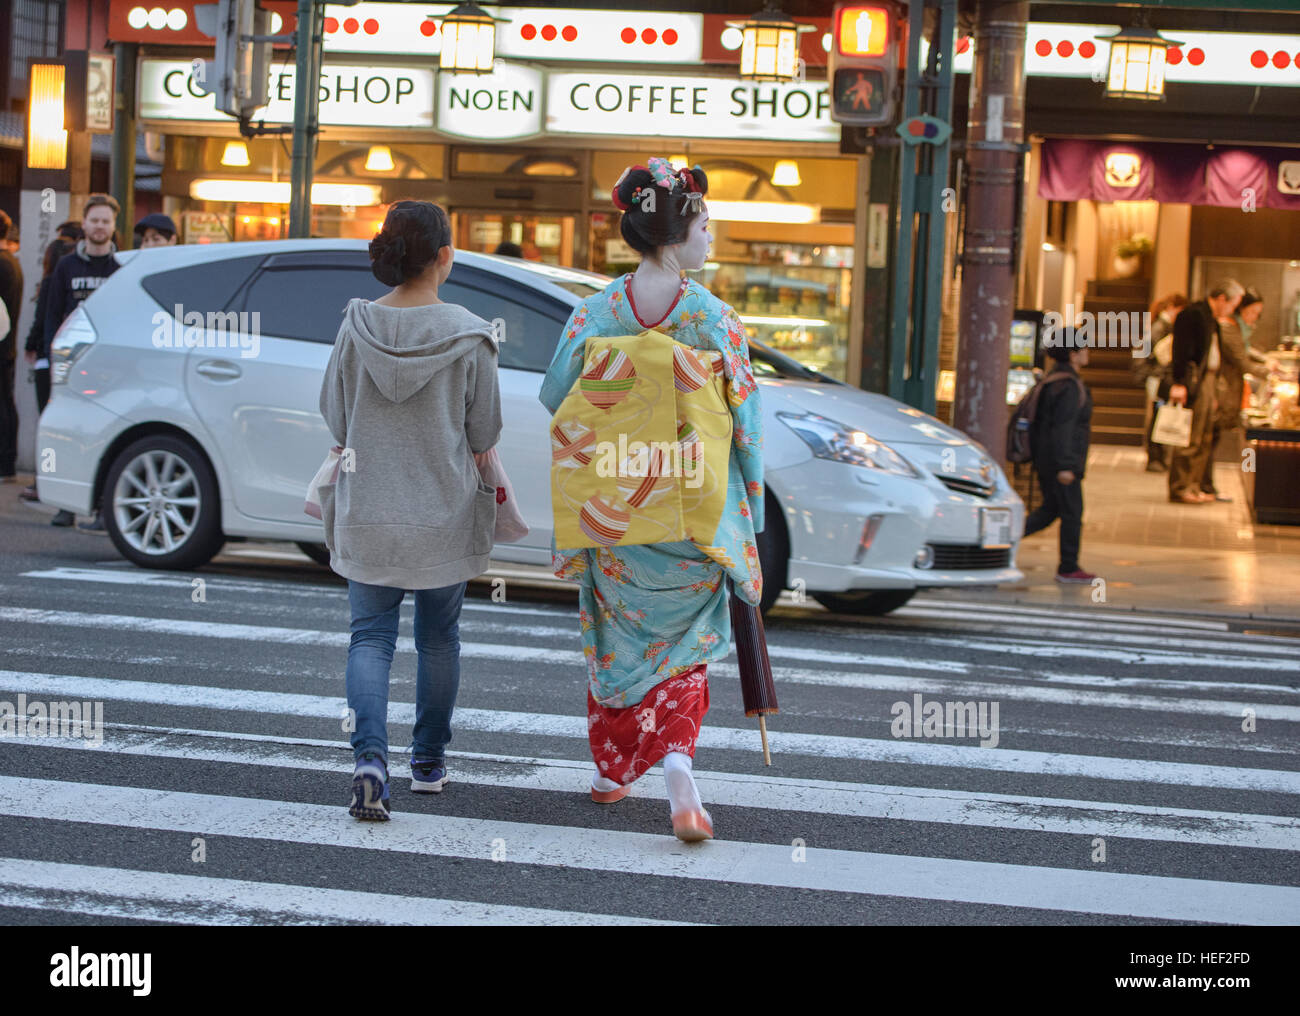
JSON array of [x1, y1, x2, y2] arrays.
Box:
[[550, 329, 732, 550]]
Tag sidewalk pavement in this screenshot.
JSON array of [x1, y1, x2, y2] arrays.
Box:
[[931, 444, 1300, 622]]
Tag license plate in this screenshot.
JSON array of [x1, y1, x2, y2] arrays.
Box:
[[981, 507, 1013, 549]]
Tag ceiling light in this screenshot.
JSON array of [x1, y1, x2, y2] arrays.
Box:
[[364, 145, 395, 172], [771, 159, 802, 186], [220, 140, 250, 167]]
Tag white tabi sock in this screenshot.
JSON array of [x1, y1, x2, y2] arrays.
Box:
[[592, 773, 621, 792], [663, 751, 702, 816]]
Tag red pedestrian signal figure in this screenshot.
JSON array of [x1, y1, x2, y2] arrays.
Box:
[[829, 1, 903, 126], [842, 71, 880, 113]]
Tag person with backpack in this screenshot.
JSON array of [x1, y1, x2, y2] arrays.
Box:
[[539, 158, 764, 843], [318, 200, 502, 821], [1021, 338, 1094, 584]]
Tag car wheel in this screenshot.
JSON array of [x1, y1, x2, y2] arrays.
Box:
[[296, 542, 332, 567], [813, 589, 917, 616], [102, 435, 224, 570], [755, 491, 788, 616]]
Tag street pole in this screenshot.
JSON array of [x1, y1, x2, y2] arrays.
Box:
[[110, 42, 138, 241], [288, 0, 322, 238], [953, 0, 1028, 459]]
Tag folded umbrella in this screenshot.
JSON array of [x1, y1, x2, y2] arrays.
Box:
[[729, 580, 778, 765]]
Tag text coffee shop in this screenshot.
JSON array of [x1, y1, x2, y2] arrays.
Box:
[[111, 2, 863, 380]]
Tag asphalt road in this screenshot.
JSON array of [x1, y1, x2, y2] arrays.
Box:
[[2, 493, 1298, 925]]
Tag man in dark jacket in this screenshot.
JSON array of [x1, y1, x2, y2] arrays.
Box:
[[42, 194, 120, 526], [0, 209, 23, 482], [1024, 340, 1094, 584], [1165, 280, 1243, 504]]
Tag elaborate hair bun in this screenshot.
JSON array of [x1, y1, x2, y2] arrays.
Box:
[[369, 232, 408, 286], [613, 160, 709, 255]]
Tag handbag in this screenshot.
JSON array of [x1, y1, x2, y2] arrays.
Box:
[[474, 446, 529, 543], [1152, 404, 1193, 448], [303, 445, 343, 520]]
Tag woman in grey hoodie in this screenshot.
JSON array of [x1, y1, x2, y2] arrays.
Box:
[[318, 200, 502, 820]]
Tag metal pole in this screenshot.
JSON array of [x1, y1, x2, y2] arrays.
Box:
[[288, 0, 321, 238], [953, 0, 1028, 458], [110, 42, 138, 241]]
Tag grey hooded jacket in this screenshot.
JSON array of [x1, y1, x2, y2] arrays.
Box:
[[318, 297, 502, 589]]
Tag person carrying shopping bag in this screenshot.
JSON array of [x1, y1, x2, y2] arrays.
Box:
[[318, 200, 502, 820], [539, 158, 764, 843]]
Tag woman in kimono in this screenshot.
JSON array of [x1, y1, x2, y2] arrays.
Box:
[[539, 158, 764, 842]]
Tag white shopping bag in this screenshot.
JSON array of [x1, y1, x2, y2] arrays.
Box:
[[1152, 404, 1193, 448], [474, 446, 529, 543], [303, 445, 343, 519]]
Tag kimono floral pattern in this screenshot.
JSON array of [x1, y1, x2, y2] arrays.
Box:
[[539, 273, 766, 784]]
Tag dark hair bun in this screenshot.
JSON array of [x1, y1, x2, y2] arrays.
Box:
[[369, 200, 452, 287], [615, 162, 709, 255]]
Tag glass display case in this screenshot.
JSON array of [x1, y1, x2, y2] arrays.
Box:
[[699, 246, 853, 381]]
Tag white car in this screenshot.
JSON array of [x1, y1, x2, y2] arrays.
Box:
[[37, 239, 1023, 614]]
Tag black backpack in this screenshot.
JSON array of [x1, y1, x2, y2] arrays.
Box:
[[1006, 371, 1085, 464]]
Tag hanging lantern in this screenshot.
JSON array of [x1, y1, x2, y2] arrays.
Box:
[[727, 2, 812, 82], [434, 2, 508, 74], [1097, 25, 1182, 101]]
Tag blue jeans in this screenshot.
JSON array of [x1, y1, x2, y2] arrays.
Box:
[[345, 579, 466, 766]]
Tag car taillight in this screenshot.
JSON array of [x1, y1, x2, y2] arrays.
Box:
[[50, 306, 98, 385]]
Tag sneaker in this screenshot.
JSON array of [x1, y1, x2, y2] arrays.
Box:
[[1055, 569, 1097, 584], [348, 752, 390, 820], [77, 513, 105, 532], [50, 509, 75, 527], [410, 758, 449, 794], [19, 485, 39, 502]]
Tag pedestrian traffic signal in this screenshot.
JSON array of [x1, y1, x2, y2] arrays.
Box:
[[193, 0, 274, 118], [829, 1, 905, 127]]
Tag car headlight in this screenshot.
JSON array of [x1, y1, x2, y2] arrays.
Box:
[[777, 411, 919, 476]]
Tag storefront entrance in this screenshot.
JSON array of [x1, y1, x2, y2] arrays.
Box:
[[452, 209, 576, 265]]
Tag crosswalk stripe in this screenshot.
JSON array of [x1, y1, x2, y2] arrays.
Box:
[[0, 858, 687, 926], [4, 670, 1297, 793], [23, 723, 1300, 852], [2, 776, 1295, 924], [908, 598, 1233, 631], [5, 604, 1295, 714]]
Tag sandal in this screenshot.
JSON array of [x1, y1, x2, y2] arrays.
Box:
[[671, 808, 714, 842]]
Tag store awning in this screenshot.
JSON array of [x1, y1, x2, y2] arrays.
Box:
[[1038, 138, 1300, 209]]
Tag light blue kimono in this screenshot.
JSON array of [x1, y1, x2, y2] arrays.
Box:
[[539, 274, 765, 710]]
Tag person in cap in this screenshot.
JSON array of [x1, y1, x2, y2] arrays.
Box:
[[134, 213, 179, 249], [1022, 336, 1095, 584]]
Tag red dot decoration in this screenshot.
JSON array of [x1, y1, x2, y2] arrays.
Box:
[[521, 23, 536, 40], [1056, 40, 1072, 57], [363, 18, 378, 34], [1188, 47, 1204, 66], [541, 24, 556, 41], [1273, 49, 1289, 69], [1295, 52, 1300, 69], [956, 36, 971, 54], [1167, 46, 1182, 65], [1079, 40, 1095, 58], [621, 27, 636, 43], [908, 120, 925, 136], [1034, 39, 1052, 57], [1251, 49, 1268, 68], [642, 28, 657, 44], [663, 28, 678, 45], [343, 17, 358, 34], [324, 16, 338, 32], [562, 25, 577, 42]]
